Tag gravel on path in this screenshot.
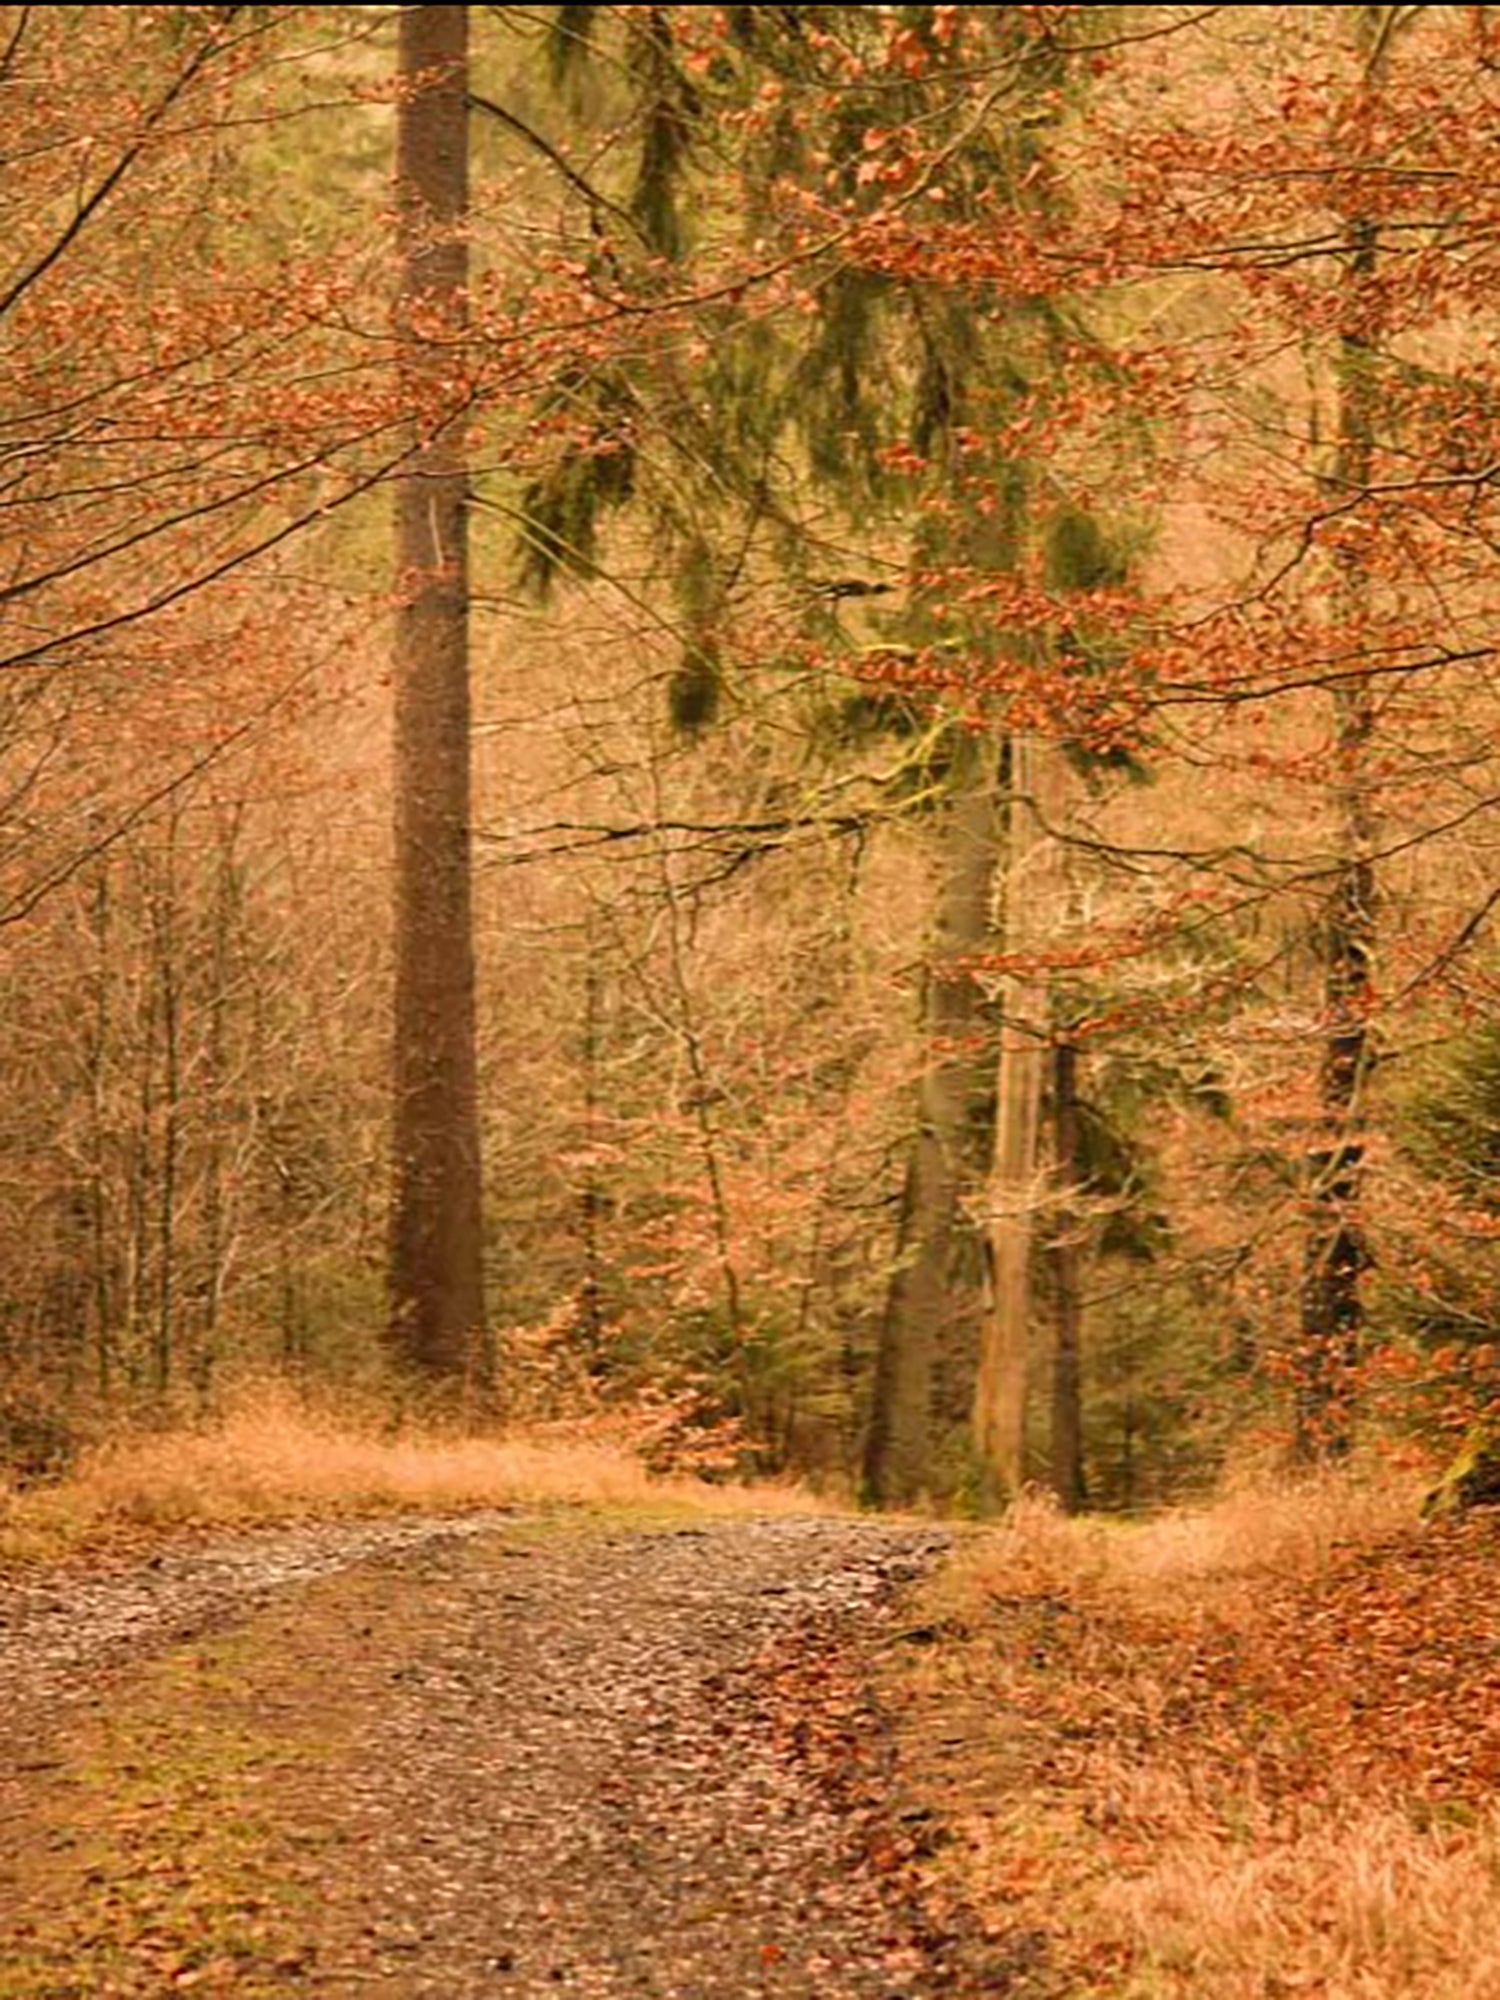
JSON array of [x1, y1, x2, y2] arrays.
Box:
[[0, 1510, 525, 1709], [1, 1515, 999, 1998]]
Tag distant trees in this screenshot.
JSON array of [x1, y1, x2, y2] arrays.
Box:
[[1112, 3, 1500, 1463], [0, 6, 441, 1431], [0, 7, 374, 1427]]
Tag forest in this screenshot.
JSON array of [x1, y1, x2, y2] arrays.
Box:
[[3, 0, 1496, 1512], [0, 8, 1498, 1994]]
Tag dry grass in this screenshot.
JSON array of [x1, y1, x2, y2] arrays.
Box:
[[905, 1466, 1500, 2000], [0, 1383, 826, 1564], [1098, 1804, 1500, 2000], [954, 1460, 1424, 1604]]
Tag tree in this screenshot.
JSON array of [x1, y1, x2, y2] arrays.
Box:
[[973, 732, 1067, 1500], [505, 3, 1036, 1494], [501, 5, 1173, 1502], [389, 3, 487, 1390], [1294, 3, 1395, 1457], [0, 7, 412, 1434], [1098, 3, 1500, 1458], [864, 731, 1001, 1505], [1048, 1030, 1087, 1509]]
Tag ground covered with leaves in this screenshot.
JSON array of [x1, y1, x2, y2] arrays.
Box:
[[6, 1477, 1493, 1998], [1170, 1508, 1500, 1809], [898, 1488, 1500, 2000], [0, 1511, 1020, 1998]]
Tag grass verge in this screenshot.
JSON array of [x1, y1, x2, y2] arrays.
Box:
[[0, 1384, 825, 1569], [892, 1468, 1500, 2000], [2, 1617, 341, 1997]]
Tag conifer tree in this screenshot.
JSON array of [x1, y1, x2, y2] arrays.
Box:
[[505, 4, 1144, 1502], [389, 3, 487, 1388]]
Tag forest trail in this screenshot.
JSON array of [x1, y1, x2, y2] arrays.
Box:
[[0, 1514, 1008, 1999]]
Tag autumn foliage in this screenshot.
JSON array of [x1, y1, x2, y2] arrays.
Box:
[[0, 4, 1497, 1501]]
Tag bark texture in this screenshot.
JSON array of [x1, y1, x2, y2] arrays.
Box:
[[1297, 12, 1389, 1455], [1048, 1035, 1086, 1511], [389, 4, 485, 1385], [864, 737, 1000, 1506], [974, 734, 1064, 1499]]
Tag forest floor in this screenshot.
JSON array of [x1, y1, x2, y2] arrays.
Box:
[[0, 1509, 1015, 1999], [3, 1469, 1497, 1999], [895, 1481, 1500, 2000]]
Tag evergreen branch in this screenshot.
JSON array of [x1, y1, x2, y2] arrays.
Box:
[[468, 89, 647, 245]]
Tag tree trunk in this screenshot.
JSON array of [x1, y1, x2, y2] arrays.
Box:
[[87, 855, 115, 1400], [974, 733, 1064, 1500], [125, 848, 159, 1389], [864, 733, 1001, 1507], [1049, 1034, 1087, 1511], [1297, 12, 1391, 1456], [195, 809, 242, 1403], [389, 4, 486, 1388], [578, 915, 607, 1371], [150, 809, 181, 1398]]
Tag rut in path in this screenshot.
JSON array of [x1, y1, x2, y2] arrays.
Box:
[[0, 1515, 1019, 1999]]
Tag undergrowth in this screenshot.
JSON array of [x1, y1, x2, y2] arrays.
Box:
[[899, 1465, 1500, 2000], [0, 1381, 824, 1566]]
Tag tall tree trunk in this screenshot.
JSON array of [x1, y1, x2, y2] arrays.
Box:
[[1297, 11, 1391, 1456], [195, 808, 242, 1404], [125, 847, 159, 1389], [150, 808, 181, 1398], [864, 733, 1000, 1507], [1049, 1033, 1087, 1510], [658, 840, 744, 1348], [1296, 276, 1376, 1454], [578, 913, 607, 1372], [974, 733, 1064, 1499], [389, 4, 486, 1387], [87, 854, 115, 1400]]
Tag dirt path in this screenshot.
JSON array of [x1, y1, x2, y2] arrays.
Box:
[[0, 1514, 999, 1998]]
